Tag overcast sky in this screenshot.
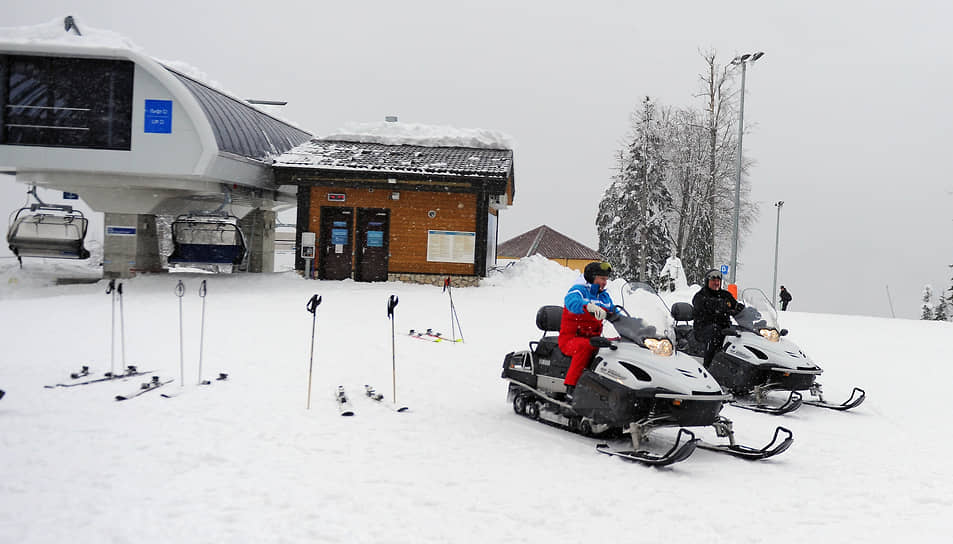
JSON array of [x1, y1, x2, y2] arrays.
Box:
[[4, 0, 952, 319]]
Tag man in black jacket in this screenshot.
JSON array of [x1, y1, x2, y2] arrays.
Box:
[[779, 286, 792, 311], [692, 269, 744, 367]]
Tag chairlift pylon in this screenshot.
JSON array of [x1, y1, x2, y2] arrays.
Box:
[[6, 186, 91, 266]]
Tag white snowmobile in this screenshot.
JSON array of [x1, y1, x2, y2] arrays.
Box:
[[501, 282, 793, 466], [672, 287, 865, 414]]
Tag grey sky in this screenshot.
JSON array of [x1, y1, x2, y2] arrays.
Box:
[[4, 0, 952, 319]]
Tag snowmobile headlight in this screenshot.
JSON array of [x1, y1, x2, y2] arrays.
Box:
[[644, 338, 673, 357], [759, 328, 780, 342]]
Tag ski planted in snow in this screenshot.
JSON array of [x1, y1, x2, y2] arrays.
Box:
[[116, 376, 174, 401], [364, 384, 409, 412], [45, 366, 152, 389], [336, 386, 355, 416], [408, 329, 442, 342]]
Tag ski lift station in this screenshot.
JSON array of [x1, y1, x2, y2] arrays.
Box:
[[1, 18, 311, 278], [2, 17, 515, 284]]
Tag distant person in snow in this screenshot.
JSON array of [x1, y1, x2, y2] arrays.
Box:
[[779, 286, 792, 311], [558, 261, 616, 399], [692, 269, 744, 368]]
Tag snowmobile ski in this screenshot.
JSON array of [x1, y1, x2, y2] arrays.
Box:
[[70, 366, 91, 379], [116, 376, 174, 401], [729, 390, 803, 415], [596, 429, 698, 467], [45, 366, 152, 388], [695, 425, 794, 460], [408, 329, 442, 342], [364, 384, 409, 412], [803, 386, 865, 411], [336, 386, 355, 416]]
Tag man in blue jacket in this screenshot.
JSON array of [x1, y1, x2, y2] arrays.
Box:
[[559, 261, 616, 398]]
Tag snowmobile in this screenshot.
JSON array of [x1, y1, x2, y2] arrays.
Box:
[[501, 282, 793, 466], [672, 287, 865, 414]]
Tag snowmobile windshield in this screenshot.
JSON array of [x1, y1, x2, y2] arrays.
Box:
[[614, 282, 676, 345], [736, 288, 780, 331]]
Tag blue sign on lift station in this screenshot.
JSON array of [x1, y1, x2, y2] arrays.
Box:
[[144, 99, 173, 134]]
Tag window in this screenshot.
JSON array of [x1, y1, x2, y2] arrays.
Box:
[[1, 54, 134, 150]]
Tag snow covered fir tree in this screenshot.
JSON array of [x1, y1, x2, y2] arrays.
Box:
[[919, 283, 950, 321], [598, 52, 758, 286], [597, 97, 671, 285]]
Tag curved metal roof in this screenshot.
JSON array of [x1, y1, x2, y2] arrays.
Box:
[[167, 67, 311, 161]]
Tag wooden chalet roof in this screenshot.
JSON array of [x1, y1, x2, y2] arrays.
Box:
[[273, 139, 513, 178], [498, 225, 602, 260]]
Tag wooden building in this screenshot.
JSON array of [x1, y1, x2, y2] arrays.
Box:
[[497, 225, 602, 274], [273, 139, 514, 286]]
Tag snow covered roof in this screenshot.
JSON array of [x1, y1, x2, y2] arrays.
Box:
[[498, 225, 602, 260], [273, 138, 514, 178]]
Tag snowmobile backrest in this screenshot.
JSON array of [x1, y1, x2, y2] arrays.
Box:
[[536, 305, 563, 332], [670, 302, 694, 322]]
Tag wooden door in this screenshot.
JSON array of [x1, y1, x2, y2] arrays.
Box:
[[355, 208, 390, 282], [319, 207, 353, 280]]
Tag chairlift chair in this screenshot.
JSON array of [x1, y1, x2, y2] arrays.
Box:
[[6, 203, 91, 264], [167, 214, 247, 265]]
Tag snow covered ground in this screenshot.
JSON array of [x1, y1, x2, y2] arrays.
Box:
[[1, 255, 951, 543]]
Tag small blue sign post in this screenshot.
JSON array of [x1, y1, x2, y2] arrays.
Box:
[[720, 264, 729, 276], [144, 99, 173, 134]]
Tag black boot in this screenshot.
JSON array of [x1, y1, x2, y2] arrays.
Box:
[[564, 385, 575, 401]]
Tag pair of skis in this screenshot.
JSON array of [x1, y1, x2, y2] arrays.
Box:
[[116, 376, 175, 401], [44, 365, 153, 389], [334, 384, 408, 416], [408, 328, 460, 343]]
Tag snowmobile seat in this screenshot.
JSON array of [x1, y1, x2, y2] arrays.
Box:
[[534, 336, 560, 358], [671, 302, 694, 321], [671, 302, 697, 352]]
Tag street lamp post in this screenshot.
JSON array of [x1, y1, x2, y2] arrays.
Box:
[[728, 51, 764, 285], [772, 200, 784, 309]]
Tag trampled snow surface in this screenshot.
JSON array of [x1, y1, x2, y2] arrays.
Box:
[[1, 256, 951, 543]]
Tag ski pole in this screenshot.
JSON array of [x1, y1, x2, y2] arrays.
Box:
[[387, 294, 399, 404], [118, 283, 126, 369], [197, 280, 207, 385], [175, 280, 185, 387], [306, 294, 322, 409], [106, 279, 116, 375], [443, 277, 465, 343]]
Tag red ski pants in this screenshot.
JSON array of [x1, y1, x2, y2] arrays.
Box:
[[559, 335, 597, 386]]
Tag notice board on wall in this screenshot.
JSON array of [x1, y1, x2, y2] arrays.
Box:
[[426, 230, 475, 263]]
